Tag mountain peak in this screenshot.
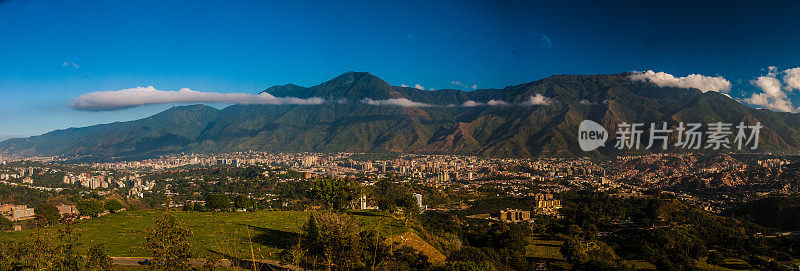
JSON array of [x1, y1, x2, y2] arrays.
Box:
[[305, 71, 394, 100], [4, 72, 800, 158], [261, 71, 393, 99], [323, 71, 385, 86]]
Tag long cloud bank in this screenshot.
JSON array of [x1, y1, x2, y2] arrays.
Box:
[[630, 70, 731, 93], [362, 94, 552, 107], [70, 86, 325, 111], [360, 98, 434, 107]]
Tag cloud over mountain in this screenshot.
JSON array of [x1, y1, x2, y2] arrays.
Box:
[[784, 67, 800, 91], [630, 70, 731, 93], [521, 94, 551, 105], [70, 86, 325, 111], [12, 72, 800, 158], [462, 99, 509, 107], [743, 67, 800, 113], [360, 98, 433, 107]]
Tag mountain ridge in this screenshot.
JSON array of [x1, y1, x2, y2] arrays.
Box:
[[2, 72, 799, 159]]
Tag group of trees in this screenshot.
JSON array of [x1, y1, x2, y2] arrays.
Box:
[[279, 178, 439, 270], [184, 194, 254, 211], [373, 181, 419, 214], [0, 224, 113, 270], [551, 190, 800, 270], [291, 211, 429, 271], [34, 203, 61, 226], [725, 195, 800, 231], [0, 215, 12, 231], [309, 178, 361, 210], [143, 213, 196, 270], [75, 199, 126, 218], [441, 220, 533, 270], [1, 211, 214, 271]]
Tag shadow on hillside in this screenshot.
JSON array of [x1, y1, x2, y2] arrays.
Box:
[[349, 210, 386, 217], [718, 261, 752, 270], [531, 243, 561, 248], [238, 223, 300, 249]]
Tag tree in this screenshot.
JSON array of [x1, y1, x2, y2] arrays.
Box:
[[144, 213, 193, 271], [234, 195, 252, 210], [560, 237, 590, 264], [309, 178, 359, 210], [205, 194, 229, 211], [34, 203, 60, 226], [77, 200, 104, 217], [0, 224, 84, 269], [300, 212, 365, 269], [0, 215, 12, 231], [105, 199, 125, 213], [397, 194, 421, 226], [86, 243, 113, 270], [560, 237, 622, 268], [56, 223, 84, 270]]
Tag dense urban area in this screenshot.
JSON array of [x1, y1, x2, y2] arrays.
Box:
[[1, 152, 799, 270]]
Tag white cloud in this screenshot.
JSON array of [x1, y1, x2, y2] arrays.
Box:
[[521, 94, 551, 106], [70, 86, 325, 111], [61, 61, 79, 69], [461, 100, 508, 107], [767, 66, 778, 77], [451, 81, 478, 90], [461, 96, 545, 107], [630, 70, 731, 93], [486, 99, 508, 106], [784, 67, 800, 90], [360, 98, 433, 107], [400, 83, 434, 91], [743, 67, 800, 113], [462, 100, 482, 107]]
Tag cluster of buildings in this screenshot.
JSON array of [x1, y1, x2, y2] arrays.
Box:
[[0, 202, 79, 227], [63, 172, 110, 189], [0, 166, 36, 182], [0, 204, 34, 221], [3, 151, 798, 222], [492, 193, 563, 222]]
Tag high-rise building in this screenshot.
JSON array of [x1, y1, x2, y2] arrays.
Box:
[[301, 155, 318, 167], [359, 195, 367, 209], [498, 209, 531, 221], [414, 193, 423, 209]]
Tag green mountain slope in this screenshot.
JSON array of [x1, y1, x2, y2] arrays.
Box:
[[0, 104, 219, 156], [2, 72, 800, 158]]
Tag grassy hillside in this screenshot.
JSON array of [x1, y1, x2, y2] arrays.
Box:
[[0, 209, 413, 261]]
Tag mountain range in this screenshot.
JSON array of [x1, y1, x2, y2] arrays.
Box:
[[2, 71, 800, 159]]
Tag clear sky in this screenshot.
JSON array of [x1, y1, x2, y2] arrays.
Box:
[[1, 0, 800, 136]]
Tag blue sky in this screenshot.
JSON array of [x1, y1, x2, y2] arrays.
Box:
[[1, 0, 800, 136]]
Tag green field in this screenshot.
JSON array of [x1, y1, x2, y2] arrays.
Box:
[[526, 235, 565, 260], [0, 209, 410, 261], [3, 211, 764, 270]]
